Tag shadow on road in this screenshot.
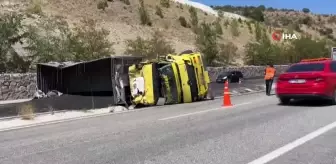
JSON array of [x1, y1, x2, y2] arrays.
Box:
[[279, 99, 333, 107]]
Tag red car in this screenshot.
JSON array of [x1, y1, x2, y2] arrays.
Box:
[[276, 58, 336, 105]]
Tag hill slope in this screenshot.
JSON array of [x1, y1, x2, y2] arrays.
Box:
[[1, 0, 335, 67]]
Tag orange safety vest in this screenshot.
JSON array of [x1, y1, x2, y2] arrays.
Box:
[[264, 67, 276, 80]]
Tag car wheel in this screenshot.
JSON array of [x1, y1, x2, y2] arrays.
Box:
[[279, 98, 291, 105]]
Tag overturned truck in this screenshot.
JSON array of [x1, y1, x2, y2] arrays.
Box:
[[36, 51, 214, 110], [128, 51, 214, 107], [36, 56, 143, 109]]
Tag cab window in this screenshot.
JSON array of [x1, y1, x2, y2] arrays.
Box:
[[286, 63, 325, 72]]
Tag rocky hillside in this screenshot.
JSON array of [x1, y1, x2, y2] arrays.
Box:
[[1, 0, 335, 67], [214, 5, 336, 41]]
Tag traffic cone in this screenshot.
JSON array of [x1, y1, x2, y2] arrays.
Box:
[[222, 80, 232, 107]]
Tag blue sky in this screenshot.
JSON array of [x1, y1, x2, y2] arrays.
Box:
[[193, 0, 335, 14]]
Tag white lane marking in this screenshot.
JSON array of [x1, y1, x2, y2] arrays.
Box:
[[0, 112, 114, 132], [159, 102, 251, 121], [247, 121, 336, 164]]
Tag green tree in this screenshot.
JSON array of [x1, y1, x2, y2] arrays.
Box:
[[121, 0, 130, 5], [138, 0, 152, 26], [26, 18, 113, 62], [301, 16, 313, 26], [97, 0, 108, 11], [244, 33, 285, 65], [155, 6, 164, 18], [125, 31, 175, 59], [302, 8, 310, 13], [230, 19, 240, 37], [195, 23, 218, 65], [69, 19, 114, 61], [238, 18, 242, 23], [250, 8, 264, 22], [246, 21, 252, 34], [125, 37, 150, 57], [286, 36, 329, 62], [217, 42, 237, 65], [254, 22, 262, 41], [0, 13, 29, 72], [257, 5, 266, 11], [214, 19, 223, 35], [189, 6, 198, 32], [218, 10, 224, 18], [223, 19, 230, 27], [178, 16, 188, 27], [160, 0, 170, 8], [25, 18, 73, 63], [27, 0, 43, 15]]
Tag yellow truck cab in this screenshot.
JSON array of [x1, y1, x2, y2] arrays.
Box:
[[166, 54, 198, 103], [166, 52, 211, 101], [128, 51, 211, 107], [128, 62, 160, 106], [128, 61, 182, 106], [159, 62, 182, 104], [180, 52, 210, 100]]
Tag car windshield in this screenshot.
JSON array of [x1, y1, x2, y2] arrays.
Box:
[[286, 63, 325, 72]]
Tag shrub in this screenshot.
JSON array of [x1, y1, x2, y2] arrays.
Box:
[[178, 16, 188, 27], [155, 6, 164, 18], [223, 19, 230, 27], [0, 13, 28, 73], [214, 20, 223, 35], [25, 18, 114, 62], [293, 22, 301, 32], [247, 21, 252, 34], [319, 28, 333, 35], [179, 3, 183, 9], [27, 0, 43, 15], [138, 0, 152, 26], [121, 0, 130, 5], [189, 6, 198, 32], [218, 10, 224, 18], [218, 42, 237, 65], [327, 16, 336, 24], [125, 31, 175, 59], [230, 19, 240, 37], [18, 103, 35, 120], [160, 0, 170, 8], [302, 8, 310, 13], [301, 16, 313, 26], [254, 22, 262, 41], [325, 28, 333, 35], [238, 18, 242, 23], [97, 0, 108, 10], [195, 23, 218, 65], [70, 19, 114, 61]]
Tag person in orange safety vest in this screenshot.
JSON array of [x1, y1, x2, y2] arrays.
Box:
[[264, 64, 276, 96]]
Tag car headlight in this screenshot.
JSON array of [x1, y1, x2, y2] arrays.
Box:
[[222, 76, 227, 80]]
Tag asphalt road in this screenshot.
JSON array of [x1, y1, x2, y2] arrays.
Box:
[[210, 78, 269, 96], [1, 92, 336, 164], [0, 78, 268, 117]]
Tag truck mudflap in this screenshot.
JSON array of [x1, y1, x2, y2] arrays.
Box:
[[159, 64, 181, 104], [128, 63, 160, 106]]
